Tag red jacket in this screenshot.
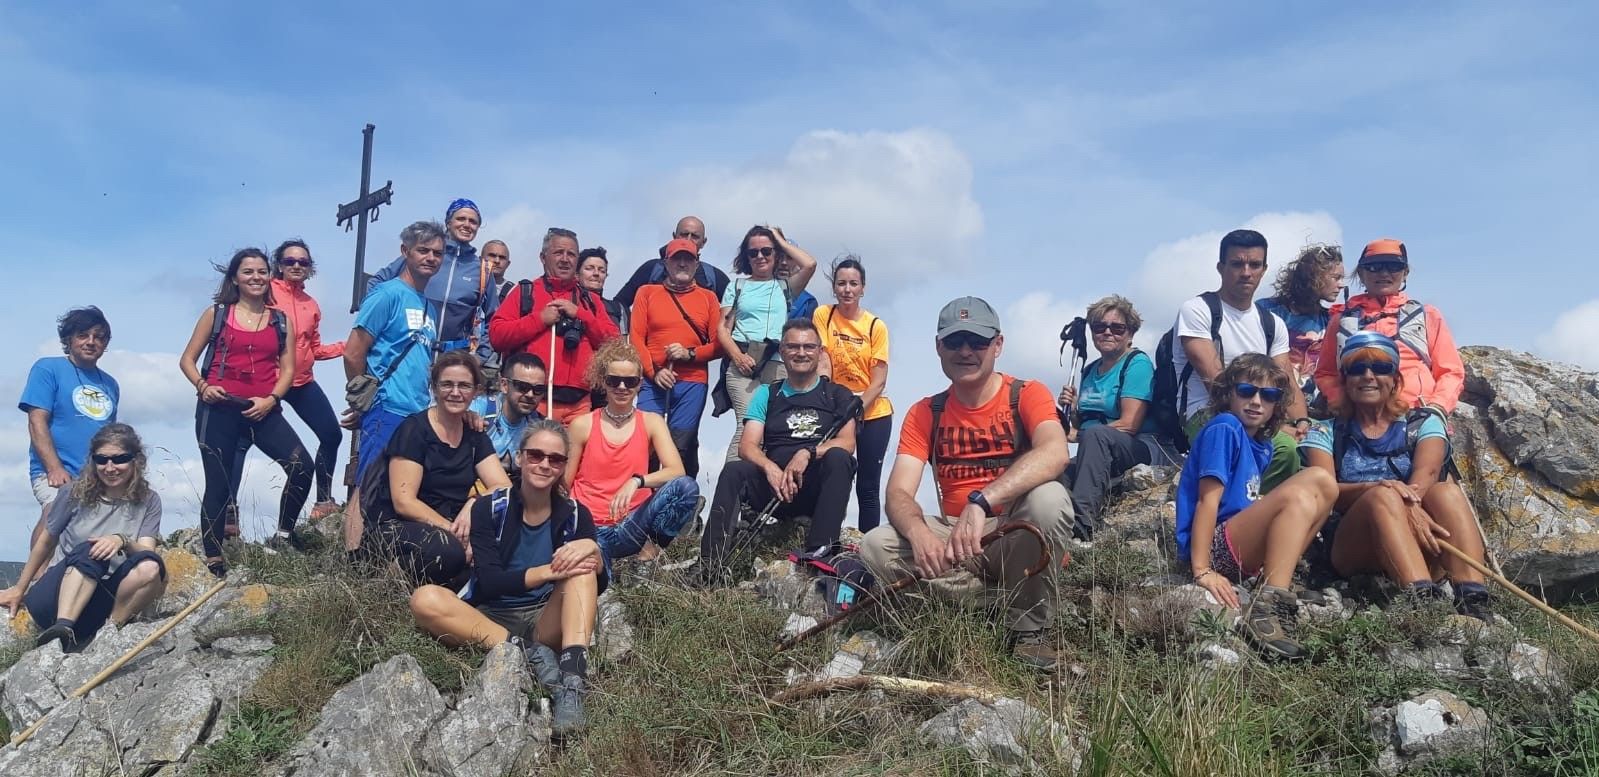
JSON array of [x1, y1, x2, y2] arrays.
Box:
[[488, 276, 618, 391], [269, 278, 344, 387], [1313, 291, 1465, 414]]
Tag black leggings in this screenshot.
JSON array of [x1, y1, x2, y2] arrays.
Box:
[[367, 519, 469, 589], [228, 381, 342, 505], [855, 415, 893, 532], [196, 401, 311, 558]]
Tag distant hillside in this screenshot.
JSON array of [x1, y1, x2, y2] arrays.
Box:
[[0, 561, 22, 588]]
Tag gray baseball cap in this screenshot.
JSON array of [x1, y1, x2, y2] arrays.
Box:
[[936, 296, 1001, 339]]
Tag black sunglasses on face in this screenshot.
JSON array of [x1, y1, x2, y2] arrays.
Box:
[[1361, 261, 1407, 274], [1090, 321, 1129, 336], [1343, 360, 1398, 377], [93, 452, 136, 465], [744, 247, 776, 259], [521, 448, 569, 466], [1233, 383, 1284, 402], [278, 258, 312, 267], [604, 375, 642, 389], [940, 332, 994, 351], [507, 378, 547, 395]]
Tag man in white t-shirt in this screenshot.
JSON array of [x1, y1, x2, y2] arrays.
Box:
[[1171, 228, 1308, 491]]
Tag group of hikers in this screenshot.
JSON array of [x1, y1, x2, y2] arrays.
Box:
[[1, 198, 1491, 738]]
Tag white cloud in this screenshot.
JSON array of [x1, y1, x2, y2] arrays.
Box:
[[1000, 292, 1099, 387], [483, 203, 554, 268], [633, 129, 984, 299], [97, 350, 197, 426], [1536, 300, 1599, 370]]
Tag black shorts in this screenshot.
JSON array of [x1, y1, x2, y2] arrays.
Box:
[[476, 601, 547, 643]]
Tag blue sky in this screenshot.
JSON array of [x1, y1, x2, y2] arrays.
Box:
[[3, 1, 1596, 559]]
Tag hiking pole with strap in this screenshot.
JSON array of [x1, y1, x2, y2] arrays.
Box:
[[1435, 539, 1599, 646], [723, 395, 864, 573], [775, 520, 1053, 653], [1057, 317, 1088, 430]]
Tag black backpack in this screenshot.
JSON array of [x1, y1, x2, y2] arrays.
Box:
[[1151, 292, 1276, 454]]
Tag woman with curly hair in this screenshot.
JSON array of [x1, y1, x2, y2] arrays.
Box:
[[1175, 353, 1337, 660], [565, 339, 700, 567], [1257, 244, 1344, 407], [0, 424, 167, 652]]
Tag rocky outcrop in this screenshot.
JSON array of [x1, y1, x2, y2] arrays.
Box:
[[1368, 689, 1491, 774], [919, 697, 1085, 776]]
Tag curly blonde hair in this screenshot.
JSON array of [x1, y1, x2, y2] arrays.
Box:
[[71, 423, 151, 505], [584, 338, 643, 390]]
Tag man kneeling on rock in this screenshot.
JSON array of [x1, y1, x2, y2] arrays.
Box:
[[409, 419, 605, 739], [700, 319, 858, 583], [859, 297, 1073, 671]]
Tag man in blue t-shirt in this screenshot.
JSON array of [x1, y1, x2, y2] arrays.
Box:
[[341, 220, 444, 552], [19, 306, 120, 542], [468, 352, 547, 477]]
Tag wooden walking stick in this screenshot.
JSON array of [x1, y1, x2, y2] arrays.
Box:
[[9, 577, 230, 747], [1435, 539, 1599, 646], [775, 521, 1054, 653]]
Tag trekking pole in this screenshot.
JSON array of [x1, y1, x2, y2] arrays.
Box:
[[775, 521, 1053, 653], [546, 327, 557, 414], [10, 577, 229, 747], [1435, 539, 1599, 646]]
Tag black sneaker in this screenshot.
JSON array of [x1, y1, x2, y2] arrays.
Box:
[[1454, 587, 1493, 623], [34, 623, 78, 651], [1241, 585, 1306, 660], [206, 558, 229, 579], [266, 531, 308, 554], [1009, 629, 1060, 672], [550, 673, 588, 738]]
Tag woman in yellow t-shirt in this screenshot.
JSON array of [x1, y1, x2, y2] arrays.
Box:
[[814, 255, 892, 531]]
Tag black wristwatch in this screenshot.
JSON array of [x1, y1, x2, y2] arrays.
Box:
[[630, 474, 647, 489], [967, 490, 994, 518]]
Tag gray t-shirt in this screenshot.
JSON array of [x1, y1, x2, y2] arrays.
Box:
[[46, 491, 163, 571]]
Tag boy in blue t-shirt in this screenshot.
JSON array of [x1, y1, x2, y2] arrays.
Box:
[[1173, 353, 1336, 660]]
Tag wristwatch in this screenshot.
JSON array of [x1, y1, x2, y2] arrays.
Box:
[[630, 474, 647, 489], [967, 490, 994, 518]]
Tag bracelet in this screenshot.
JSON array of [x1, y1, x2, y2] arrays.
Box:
[[630, 474, 647, 489], [1292, 417, 1312, 428], [1194, 569, 1215, 581]]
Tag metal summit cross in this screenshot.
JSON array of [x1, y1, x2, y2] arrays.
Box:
[[336, 123, 394, 313]]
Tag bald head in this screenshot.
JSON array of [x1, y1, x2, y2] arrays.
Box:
[[673, 216, 707, 250]]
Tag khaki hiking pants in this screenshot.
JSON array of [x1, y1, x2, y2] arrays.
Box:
[[859, 481, 1074, 633]]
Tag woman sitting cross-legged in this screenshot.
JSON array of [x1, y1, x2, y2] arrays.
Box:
[[361, 351, 511, 588], [410, 419, 605, 739], [1176, 353, 1338, 660], [1300, 331, 1492, 621], [566, 339, 700, 570], [0, 424, 167, 652]]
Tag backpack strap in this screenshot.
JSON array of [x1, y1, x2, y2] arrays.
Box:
[[665, 286, 712, 345], [1261, 308, 1277, 353], [1200, 291, 1225, 360], [1394, 301, 1432, 369], [200, 303, 230, 380], [1330, 419, 1349, 482], [269, 309, 289, 357], [1115, 349, 1142, 402], [928, 390, 950, 506], [518, 279, 535, 318], [1008, 376, 1029, 454]]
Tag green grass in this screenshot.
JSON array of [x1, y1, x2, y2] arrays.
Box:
[[188, 704, 298, 777]]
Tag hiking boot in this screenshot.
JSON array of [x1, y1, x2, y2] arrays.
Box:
[[519, 639, 561, 690], [1240, 585, 1306, 660], [550, 673, 588, 738], [266, 531, 308, 554], [1009, 629, 1060, 672], [1454, 587, 1494, 623], [206, 558, 229, 579], [34, 623, 78, 651]]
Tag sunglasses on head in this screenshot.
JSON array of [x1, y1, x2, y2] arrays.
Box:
[[744, 247, 776, 259], [1343, 360, 1398, 377], [604, 375, 642, 389], [1233, 383, 1284, 402], [507, 378, 547, 395], [545, 227, 577, 239], [1089, 321, 1129, 336], [93, 452, 136, 465], [1361, 261, 1407, 274], [940, 331, 994, 351], [521, 448, 569, 467], [278, 257, 312, 268]]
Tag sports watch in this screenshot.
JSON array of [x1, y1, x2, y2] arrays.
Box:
[[967, 490, 994, 518]]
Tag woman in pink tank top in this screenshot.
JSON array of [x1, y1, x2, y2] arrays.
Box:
[[178, 248, 312, 578], [565, 340, 700, 568]]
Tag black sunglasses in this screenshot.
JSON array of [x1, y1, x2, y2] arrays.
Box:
[[744, 247, 776, 259], [278, 257, 312, 267], [521, 448, 569, 466], [93, 452, 136, 465], [1361, 261, 1407, 274], [1343, 360, 1398, 377], [940, 332, 994, 351], [604, 375, 642, 389], [507, 378, 547, 395], [1233, 383, 1284, 402], [1090, 321, 1129, 336]]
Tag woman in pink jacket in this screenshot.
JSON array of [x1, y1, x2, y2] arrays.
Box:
[[1313, 238, 1465, 417], [266, 239, 346, 518]]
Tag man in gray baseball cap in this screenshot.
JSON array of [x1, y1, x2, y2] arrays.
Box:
[[860, 295, 1074, 670]]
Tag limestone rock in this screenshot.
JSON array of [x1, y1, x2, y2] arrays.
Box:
[[779, 613, 819, 642], [1368, 689, 1490, 774], [153, 547, 218, 617], [422, 642, 546, 777], [190, 583, 283, 645], [275, 654, 447, 777], [751, 559, 826, 616], [1461, 346, 1599, 501], [1196, 640, 1243, 668], [0, 697, 119, 777], [594, 590, 634, 664], [918, 697, 1084, 775], [1377, 643, 1472, 680]]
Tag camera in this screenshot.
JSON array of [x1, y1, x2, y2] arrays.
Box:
[[554, 315, 585, 351]]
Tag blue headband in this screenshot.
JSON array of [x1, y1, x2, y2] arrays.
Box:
[[446, 198, 480, 222], [1340, 330, 1401, 365]]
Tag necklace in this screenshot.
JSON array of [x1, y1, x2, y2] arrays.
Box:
[[603, 406, 636, 427]]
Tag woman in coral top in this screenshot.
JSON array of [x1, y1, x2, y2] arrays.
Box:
[[1313, 238, 1465, 418], [565, 340, 699, 570], [264, 240, 346, 518]]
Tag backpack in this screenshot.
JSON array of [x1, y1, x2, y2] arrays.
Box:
[[201, 303, 289, 379], [1336, 299, 1431, 368], [456, 486, 581, 602], [1327, 408, 1456, 483], [1077, 349, 1144, 426], [1152, 292, 1277, 453], [788, 290, 819, 322], [927, 377, 1032, 504]]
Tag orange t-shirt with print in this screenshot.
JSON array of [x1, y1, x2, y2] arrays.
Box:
[[897, 374, 1057, 518]]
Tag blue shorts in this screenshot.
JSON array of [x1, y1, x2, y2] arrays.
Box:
[[24, 545, 166, 644], [358, 407, 410, 481]]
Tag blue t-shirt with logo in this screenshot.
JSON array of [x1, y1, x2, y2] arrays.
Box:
[[468, 394, 542, 471], [1300, 415, 1448, 483], [1076, 350, 1156, 433], [355, 278, 438, 415], [493, 520, 555, 608], [18, 357, 121, 479], [1175, 412, 1273, 560]]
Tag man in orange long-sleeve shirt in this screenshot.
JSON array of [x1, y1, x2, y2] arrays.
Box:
[[630, 238, 722, 477], [488, 227, 618, 424]]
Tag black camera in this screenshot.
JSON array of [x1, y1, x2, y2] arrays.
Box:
[[554, 315, 585, 350]]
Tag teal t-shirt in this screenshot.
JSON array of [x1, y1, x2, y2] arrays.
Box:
[[744, 377, 822, 424], [1077, 350, 1156, 434], [722, 279, 788, 343]]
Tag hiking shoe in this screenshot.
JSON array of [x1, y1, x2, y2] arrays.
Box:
[[550, 673, 588, 738], [206, 558, 229, 579], [1240, 585, 1306, 660], [266, 531, 308, 554], [1455, 587, 1493, 623], [34, 623, 78, 651], [520, 639, 561, 690], [1009, 629, 1060, 672]]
